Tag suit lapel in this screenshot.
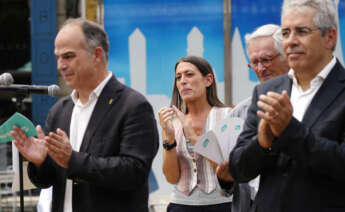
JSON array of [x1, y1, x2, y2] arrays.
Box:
[[280, 75, 292, 96], [302, 61, 345, 127], [264, 74, 292, 96], [79, 76, 123, 152], [61, 98, 74, 136]]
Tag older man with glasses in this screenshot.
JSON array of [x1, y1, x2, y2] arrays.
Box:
[[231, 24, 290, 118], [229, 0, 345, 211], [247, 25, 289, 84]]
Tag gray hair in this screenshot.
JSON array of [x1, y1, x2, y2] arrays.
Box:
[[61, 18, 110, 62], [245, 24, 284, 60], [282, 0, 337, 35]]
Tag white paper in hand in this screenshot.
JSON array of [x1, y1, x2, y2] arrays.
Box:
[[194, 131, 224, 164], [214, 117, 244, 159], [12, 143, 36, 192], [194, 117, 244, 164]]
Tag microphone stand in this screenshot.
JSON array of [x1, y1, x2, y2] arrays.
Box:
[[14, 94, 26, 212]]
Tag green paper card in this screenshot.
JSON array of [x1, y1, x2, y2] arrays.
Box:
[[0, 112, 37, 143]]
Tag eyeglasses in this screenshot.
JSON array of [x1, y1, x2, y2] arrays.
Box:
[[281, 26, 320, 39], [248, 54, 280, 69]]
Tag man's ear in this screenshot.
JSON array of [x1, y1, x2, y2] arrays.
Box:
[[325, 28, 337, 51], [93, 46, 104, 63]]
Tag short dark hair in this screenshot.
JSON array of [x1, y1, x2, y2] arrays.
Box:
[[61, 18, 110, 61], [171, 56, 225, 113]]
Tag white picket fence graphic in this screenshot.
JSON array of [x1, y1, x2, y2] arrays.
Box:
[[129, 28, 147, 94], [232, 27, 257, 105], [187, 26, 204, 57], [128, 26, 224, 101]]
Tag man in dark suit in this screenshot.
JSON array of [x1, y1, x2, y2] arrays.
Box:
[[229, 0, 345, 211], [217, 24, 289, 212], [11, 18, 159, 212]]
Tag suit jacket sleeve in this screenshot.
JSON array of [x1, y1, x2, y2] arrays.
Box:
[[272, 112, 345, 182], [229, 86, 272, 182]]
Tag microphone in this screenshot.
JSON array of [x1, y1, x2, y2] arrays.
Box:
[[0, 73, 14, 86], [0, 84, 61, 97]]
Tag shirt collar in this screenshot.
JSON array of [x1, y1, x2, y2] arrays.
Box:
[[71, 72, 112, 104], [288, 57, 336, 82]]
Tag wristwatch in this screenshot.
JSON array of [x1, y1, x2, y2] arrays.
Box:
[[163, 140, 176, 151]]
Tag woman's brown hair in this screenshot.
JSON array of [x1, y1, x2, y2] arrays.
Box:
[[170, 55, 225, 113]]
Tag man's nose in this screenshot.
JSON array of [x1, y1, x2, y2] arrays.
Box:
[[283, 31, 299, 48], [256, 62, 266, 73], [57, 59, 66, 71]]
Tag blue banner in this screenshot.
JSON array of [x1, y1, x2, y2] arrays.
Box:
[[104, 0, 224, 195], [104, 0, 224, 98]]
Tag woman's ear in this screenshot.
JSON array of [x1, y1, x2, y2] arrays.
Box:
[[205, 73, 214, 87]]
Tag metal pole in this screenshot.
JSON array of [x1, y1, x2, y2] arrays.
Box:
[[18, 155, 24, 212], [15, 95, 25, 212], [223, 0, 232, 106]]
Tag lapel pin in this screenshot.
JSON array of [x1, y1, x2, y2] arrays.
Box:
[[109, 98, 113, 105]]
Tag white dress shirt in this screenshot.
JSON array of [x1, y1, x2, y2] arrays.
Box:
[[63, 72, 112, 212], [288, 57, 336, 121]]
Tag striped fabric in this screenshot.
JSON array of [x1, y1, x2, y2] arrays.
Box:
[[173, 107, 231, 195]]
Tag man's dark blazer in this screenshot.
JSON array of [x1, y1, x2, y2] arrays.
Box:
[[28, 76, 159, 212], [230, 60, 345, 212]]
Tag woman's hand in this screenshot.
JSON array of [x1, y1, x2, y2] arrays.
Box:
[[172, 105, 198, 144], [158, 107, 175, 141]]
